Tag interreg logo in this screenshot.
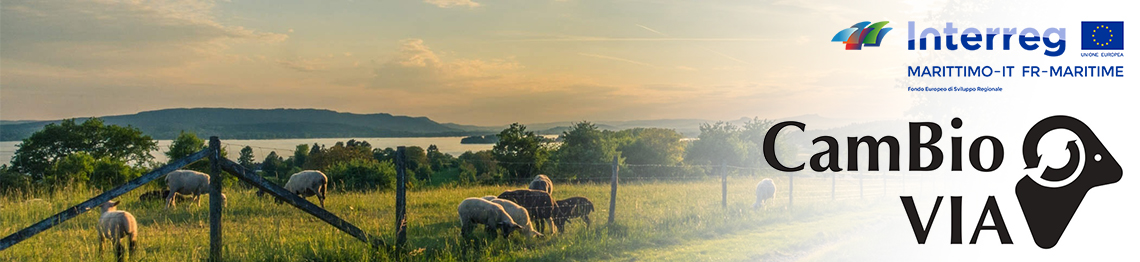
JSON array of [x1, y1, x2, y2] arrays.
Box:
[[907, 22, 1067, 57], [832, 21, 892, 50]]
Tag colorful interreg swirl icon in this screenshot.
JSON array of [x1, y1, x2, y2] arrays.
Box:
[[831, 21, 892, 50]]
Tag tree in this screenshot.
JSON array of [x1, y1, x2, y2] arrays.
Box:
[[492, 123, 548, 181], [426, 144, 452, 171], [458, 162, 477, 185], [11, 118, 157, 180], [46, 152, 96, 186], [293, 144, 310, 168], [165, 131, 227, 173], [738, 118, 795, 169], [42, 152, 140, 189], [458, 150, 502, 183], [0, 165, 33, 192], [373, 147, 396, 163], [262, 151, 284, 181], [684, 122, 747, 166], [304, 142, 373, 171], [550, 122, 620, 179], [404, 146, 429, 171], [166, 131, 205, 162], [309, 143, 322, 156], [616, 128, 685, 166], [239, 146, 256, 170], [324, 158, 396, 191], [89, 158, 140, 189]]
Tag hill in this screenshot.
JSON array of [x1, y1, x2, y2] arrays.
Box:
[[2, 108, 857, 141], [0, 108, 474, 141]]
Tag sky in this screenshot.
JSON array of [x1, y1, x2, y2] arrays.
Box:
[[1, 0, 937, 125]]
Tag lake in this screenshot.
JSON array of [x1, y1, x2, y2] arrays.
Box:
[[0, 137, 495, 165]]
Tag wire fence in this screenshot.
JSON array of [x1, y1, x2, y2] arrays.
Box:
[[3, 138, 948, 261], [214, 139, 944, 208]]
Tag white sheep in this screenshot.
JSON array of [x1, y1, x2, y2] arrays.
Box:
[[753, 178, 777, 209], [97, 200, 138, 262], [165, 170, 226, 209], [458, 197, 522, 239], [284, 170, 328, 208], [483, 196, 543, 238], [528, 174, 553, 194]]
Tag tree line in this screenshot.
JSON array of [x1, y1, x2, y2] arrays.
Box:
[[0, 117, 796, 194]]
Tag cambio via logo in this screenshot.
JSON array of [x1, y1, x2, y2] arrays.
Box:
[[760, 116, 1122, 249], [832, 21, 892, 50], [1016, 116, 1122, 248]]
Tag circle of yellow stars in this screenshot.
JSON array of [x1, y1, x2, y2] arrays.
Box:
[[1092, 25, 1114, 46]]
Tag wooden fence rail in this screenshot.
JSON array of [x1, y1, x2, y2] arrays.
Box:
[[216, 154, 386, 249], [0, 148, 211, 250]]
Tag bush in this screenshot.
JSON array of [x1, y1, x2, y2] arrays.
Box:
[[90, 158, 141, 189], [324, 159, 396, 191], [0, 166, 33, 193]]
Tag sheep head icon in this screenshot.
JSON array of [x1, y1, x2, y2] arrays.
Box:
[[1016, 115, 1122, 249]]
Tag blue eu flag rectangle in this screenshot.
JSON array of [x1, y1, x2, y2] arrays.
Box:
[[1082, 21, 1123, 50]]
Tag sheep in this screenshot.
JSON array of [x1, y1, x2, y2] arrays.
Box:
[[96, 200, 137, 262], [165, 170, 227, 209], [528, 174, 553, 195], [497, 189, 558, 235], [553, 196, 595, 232], [284, 170, 328, 208], [753, 178, 777, 209], [458, 197, 523, 239], [483, 196, 543, 238]]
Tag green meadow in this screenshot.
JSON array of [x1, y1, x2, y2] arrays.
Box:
[[1, 177, 889, 261]]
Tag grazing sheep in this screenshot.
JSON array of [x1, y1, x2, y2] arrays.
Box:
[[753, 178, 777, 209], [497, 189, 558, 234], [483, 196, 543, 238], [528, 174, 553, 195], [165, 170, 219, 209], [284, 170, 328, 208], [97, 201, 137, 262], [553, 197, 595, 232], [458, 197, 523, 239]]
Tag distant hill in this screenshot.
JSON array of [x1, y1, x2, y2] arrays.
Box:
[[1, 108, 859, 141], [500, 115, 852, 138], [0, 108, 475, 141]]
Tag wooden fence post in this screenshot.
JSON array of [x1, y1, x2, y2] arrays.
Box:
[[395, 146, 407, 247], [721, 160, 727, 208], [208, 137, 223, 262], [608, 156, 618, 224]]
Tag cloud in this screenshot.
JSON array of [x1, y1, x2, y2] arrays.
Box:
[[424, 0, 481, 8], [276, 58, 327, 72], [371, 39, 520, 91], [0, 0, 286, 70]]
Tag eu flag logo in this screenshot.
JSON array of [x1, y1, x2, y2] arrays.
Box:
[[1082, 21, 1123, 50]]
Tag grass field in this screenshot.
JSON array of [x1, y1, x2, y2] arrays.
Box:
[[1, 177, 892, 261]]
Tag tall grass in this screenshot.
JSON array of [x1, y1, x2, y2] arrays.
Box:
[[1, 177, 883, 261]]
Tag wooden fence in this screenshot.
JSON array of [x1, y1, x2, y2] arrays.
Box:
[[1, 137, 930, 260]]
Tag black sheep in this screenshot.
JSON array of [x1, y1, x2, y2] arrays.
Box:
[[553, 196, 595, 232], [497, 189, 558, 234]]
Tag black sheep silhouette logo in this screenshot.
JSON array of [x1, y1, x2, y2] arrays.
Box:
[[1016, 116, 1122, 249]]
